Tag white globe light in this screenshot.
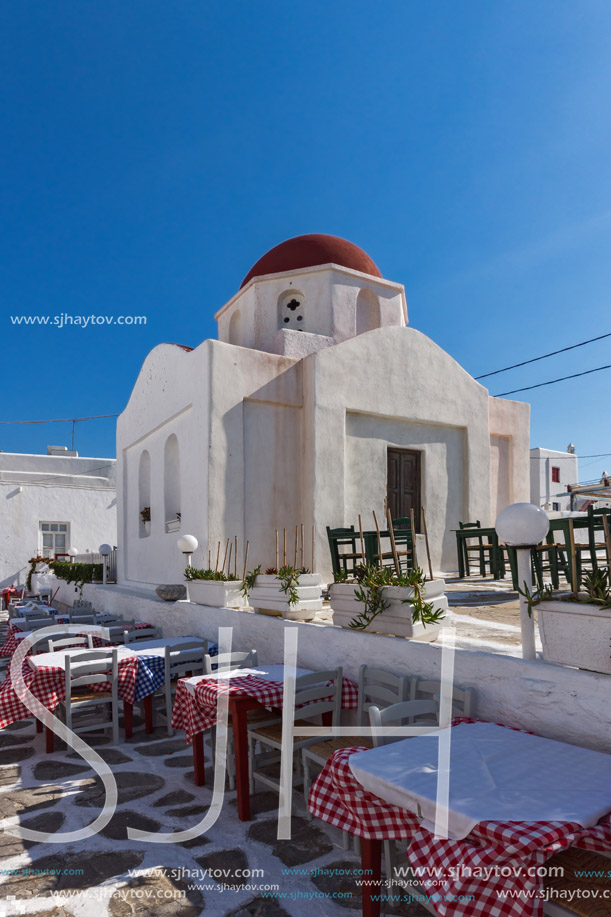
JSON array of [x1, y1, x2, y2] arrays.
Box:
[[67, 547, 79, 557], [177, 534, 198, 554], [496, 503, 549, 546], [99, 543, 112, 556]]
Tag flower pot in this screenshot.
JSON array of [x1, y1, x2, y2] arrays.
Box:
[[330, 578, 447, 640], [143, 521, 151, 537], [248, 573, 323, 622], [537, 599, 611, 674], [188, 580, 247, 609]]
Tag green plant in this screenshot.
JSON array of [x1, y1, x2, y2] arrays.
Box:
[[277, 566, 301, 606], [184, 566, 239, 582], [515, 580, 554, 617], [241, 564, 261, 598], [581, 568, 611, 607], [333, 567, 349, 583], [50, 561, 104, 593], [26, 556, 49, 591], [140, 506, 151, 523], [347, 565, 446, 631]]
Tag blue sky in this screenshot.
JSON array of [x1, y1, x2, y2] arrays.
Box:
[[3, 1, 611, 480]]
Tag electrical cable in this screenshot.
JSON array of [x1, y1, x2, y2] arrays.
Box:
[[476, 332, 611, 379], [493, 363, 611, 397]]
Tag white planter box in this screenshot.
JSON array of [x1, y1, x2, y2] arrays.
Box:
[[188, 579, 247, 609], [249, 573, 323, 621], [330, 578, 447, 640], [538, 600, 611, 675], [165, 519, 181, 533]]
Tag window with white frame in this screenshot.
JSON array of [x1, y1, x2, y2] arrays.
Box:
[[39, 522, 70, 558]]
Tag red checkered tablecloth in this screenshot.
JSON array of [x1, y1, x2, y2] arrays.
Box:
[[308, 723, 611, 917], [0, 620, 151, 658], [0, 654, 142, 729], [172, 670, 359, 742]]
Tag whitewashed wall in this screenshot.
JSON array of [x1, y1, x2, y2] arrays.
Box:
[[0, 453, 116, 589]]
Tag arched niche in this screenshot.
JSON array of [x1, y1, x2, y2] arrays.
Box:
[[138, 450, 151, 538], [356, 288, 380, 335], [277, 289, 305, 331], [164, 434, 181, 532], [229, 310, 243, 346]]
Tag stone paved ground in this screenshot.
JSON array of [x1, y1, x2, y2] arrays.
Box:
[[0, 716, 433, 917]]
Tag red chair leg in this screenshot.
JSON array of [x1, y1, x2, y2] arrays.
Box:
[[193, 732, 205, 786]]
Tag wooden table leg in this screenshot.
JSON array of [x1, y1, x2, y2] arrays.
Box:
[[193, 731, 205, 786], [231, 698, 251, 821], [45, 724, 54, 754], [36, 717, 43, 733], [144, 696, 154, 733], [361, 837, 382, 917], [124, 702, 133, 739]]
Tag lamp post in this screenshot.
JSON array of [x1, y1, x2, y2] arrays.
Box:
[[99, 544, 112, 585], [67, 547, 78, 562], [495, 502, 549, 661], [177, 535, 198, 602]]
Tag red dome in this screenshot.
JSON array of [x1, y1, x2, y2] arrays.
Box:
[[240, 233, 382, 288]]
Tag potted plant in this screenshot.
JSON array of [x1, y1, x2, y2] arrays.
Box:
[[329, 565, 446, 640], [243, 565, 323, 622], [140, 506, 151, 536], [185, 566, 247, 609], [527, 569, 611, 675]]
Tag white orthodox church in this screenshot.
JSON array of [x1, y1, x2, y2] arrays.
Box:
[[116, 234, 530, 585]]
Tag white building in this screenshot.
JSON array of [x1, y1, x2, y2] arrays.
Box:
[[0, 447, 117, 589], [117, 233, 530, 585], [530, 446, 578, 513]]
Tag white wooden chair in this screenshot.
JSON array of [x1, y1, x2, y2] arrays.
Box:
[[55, 648, 119, 746], [302, 664, 410, 813], [409, 678, 475, 723], [70, 614, 96, 625], [248, 667, 343, 798], [203, 649, 258, 674], [48, 635, 94, 652], [157, 640, 208, 736]]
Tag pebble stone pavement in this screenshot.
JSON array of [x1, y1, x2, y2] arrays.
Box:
[[0, 621, 431, 917]]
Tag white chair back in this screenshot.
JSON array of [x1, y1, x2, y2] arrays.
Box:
[[203, 648, 258, 674], [368, 699, 439, 748]]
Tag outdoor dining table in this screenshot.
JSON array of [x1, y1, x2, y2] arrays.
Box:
[[308, 719, 611, 917], [0, 619, 151, 658], [171, 663, 359, 821], [0, 629, 164, 747]]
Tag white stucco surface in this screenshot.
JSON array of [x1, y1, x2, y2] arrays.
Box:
[[0, 452, 116, 589], [117, 255, 530, 585]]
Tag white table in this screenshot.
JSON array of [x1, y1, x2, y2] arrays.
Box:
[[121, 635, 204, 657], [349, 721, 611, 839]]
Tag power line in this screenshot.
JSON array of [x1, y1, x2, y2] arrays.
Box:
[[476, 332, 611, 380], [494, 363, 611, 397], [0, 413, 119, 426]]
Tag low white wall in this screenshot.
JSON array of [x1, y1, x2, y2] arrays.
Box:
[[53, 578, 611, 755]]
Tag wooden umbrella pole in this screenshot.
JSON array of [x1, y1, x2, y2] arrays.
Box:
[[294, 525, 299, 568], [300, 523, 304, 569], [242, 541, 250, 582], [386, 507, 401, 577], [410, 508, 419, 570], [221, 538, 230, 576], [234, 535, 238, 578], [208, 548, 211, 569], [215, 542, 221, 574], [358, 514, 366, 563], [603, 515, 611, 568], [372, 510, 383, 569], [312, 525, 315, 572], [283, 529, 286, 567], [226, 542, 233, 577], [568, 518, 578, 598], [421, 506, 434, 581], [275, 530, 279, 572]]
